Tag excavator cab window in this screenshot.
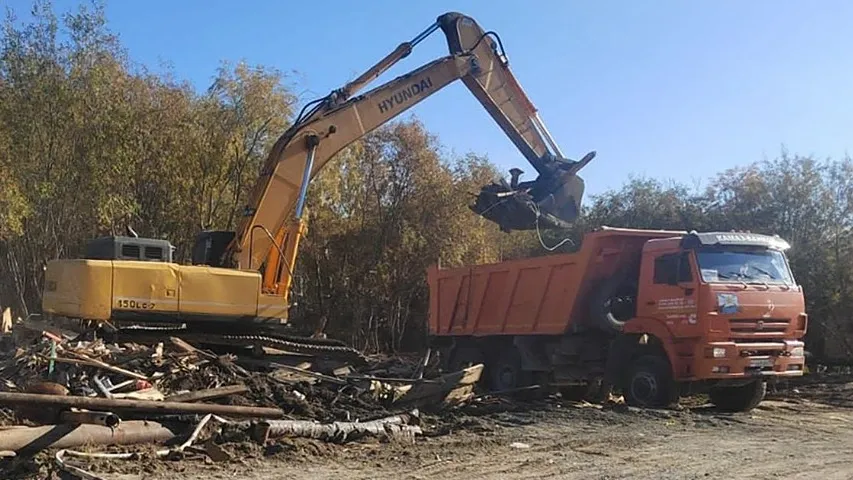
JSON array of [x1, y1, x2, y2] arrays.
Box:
[[192, 231, 236, 267]]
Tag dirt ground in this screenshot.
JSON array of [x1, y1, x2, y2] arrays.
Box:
[[83, 375, 853, 480]]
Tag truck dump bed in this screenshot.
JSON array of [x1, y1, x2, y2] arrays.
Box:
[[427, 227, 684, 336]]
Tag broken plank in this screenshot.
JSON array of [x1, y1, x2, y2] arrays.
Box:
[[165, 384, 249, 403], [64, 351, 150, 381], [237, 358, 348, 385], [382, 363, 484, 407], [169, 336, 216, 359]]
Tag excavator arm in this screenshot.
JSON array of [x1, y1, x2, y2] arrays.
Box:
[[224, 12, 594, 300]]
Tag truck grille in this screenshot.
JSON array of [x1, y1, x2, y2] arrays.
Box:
[[729, 318, 790, 340]]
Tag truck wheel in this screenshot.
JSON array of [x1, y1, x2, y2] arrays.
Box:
[[623, 354, 676, 408], [447, 345, 485, 372], [590, 268, 638, 332], [560, 384, 590, 402], [560, 378, 610, 403], [709, 380, 767, 413], [487, 347, 531, 393]]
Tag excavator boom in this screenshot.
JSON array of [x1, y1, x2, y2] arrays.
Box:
[[40, 11, 595, 362], [229, 12, 594, 283]]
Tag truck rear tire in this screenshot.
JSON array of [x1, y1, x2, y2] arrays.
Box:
[[446, 345, 485, 373], [709, 380, 767, 413], [487, 346, 532, 393], [590, 267, 638, 333], [623, 354, 676, 408], [560, 378, 610, 403]]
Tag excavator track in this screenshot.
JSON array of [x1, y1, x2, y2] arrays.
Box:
[[108, 324, 369, 366], [188, 333, 368, 366]]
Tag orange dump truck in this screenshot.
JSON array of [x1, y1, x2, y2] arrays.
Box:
[[426, 226, 807, 412]]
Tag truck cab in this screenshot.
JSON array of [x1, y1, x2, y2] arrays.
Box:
[[620, 231, 806, 409]]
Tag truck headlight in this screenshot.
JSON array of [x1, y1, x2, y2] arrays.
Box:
[[790, 346, 804, 357], [713, 347, 726, 358]]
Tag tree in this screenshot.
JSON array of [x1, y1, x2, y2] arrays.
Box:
[[291, 119, 524, 352], [0, 0, 297, 314]]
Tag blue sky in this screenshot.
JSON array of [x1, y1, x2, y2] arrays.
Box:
[[7, 0, 853, 201]]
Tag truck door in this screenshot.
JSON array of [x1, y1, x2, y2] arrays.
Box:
[[639, 250, 699, 328]]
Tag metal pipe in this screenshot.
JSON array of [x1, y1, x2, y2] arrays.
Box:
[[59, 410, 122, 428], [531, 113, 565, 159], [410, 21, 440, 46], [0, 392, 285, 419], [294, 135, 319, 220], [92, 375, 113, 399], [247, 224, 291, 272], [340, 21, 439, 99], [0, 421, 179, 454]]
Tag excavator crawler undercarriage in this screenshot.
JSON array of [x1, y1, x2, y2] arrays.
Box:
[[88, 320, 369, 366]]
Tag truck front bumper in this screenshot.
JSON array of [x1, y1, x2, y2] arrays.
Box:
[[693, 340, 806, 379]]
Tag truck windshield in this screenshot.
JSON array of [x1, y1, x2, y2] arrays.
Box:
[[696, 247, 794, 285]]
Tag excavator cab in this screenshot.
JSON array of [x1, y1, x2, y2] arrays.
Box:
[[471, 151, 595, 232]]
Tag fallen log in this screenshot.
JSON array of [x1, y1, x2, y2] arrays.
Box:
[[0, 420, 179, 454], [250, 411, 422, 444], [0, 392, 285, 418]]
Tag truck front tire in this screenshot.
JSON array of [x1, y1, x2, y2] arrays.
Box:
[[623, 354, 676, 408], [709, 380, 767, 413]]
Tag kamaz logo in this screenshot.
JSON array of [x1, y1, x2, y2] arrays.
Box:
[[377, 77, 433, 113], [763, 299, 775, 318]]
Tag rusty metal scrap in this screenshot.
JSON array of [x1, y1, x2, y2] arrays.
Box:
[[58, 410, 121, 428], [0, 420, 180, 454]]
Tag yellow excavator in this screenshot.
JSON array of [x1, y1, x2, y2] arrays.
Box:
[[40, 12, 595, 360]]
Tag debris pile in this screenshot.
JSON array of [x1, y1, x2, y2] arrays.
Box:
[[0, 316, 483, 478]]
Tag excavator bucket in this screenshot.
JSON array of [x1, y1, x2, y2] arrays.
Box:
[[470, 151, 594, 233]]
